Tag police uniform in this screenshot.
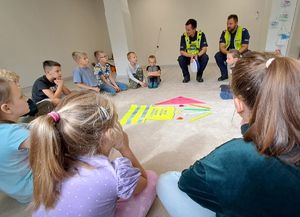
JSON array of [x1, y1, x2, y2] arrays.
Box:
[[215, 26, 250, 80], [178, 30, 209, 82]]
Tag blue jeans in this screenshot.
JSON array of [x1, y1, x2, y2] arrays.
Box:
[[178, 54, 209, 80], [101, 82, 128, 95], [214, 52, 228, 79], [157, 171, 216, 217]]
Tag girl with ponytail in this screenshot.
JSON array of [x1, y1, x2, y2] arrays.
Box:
[[30, 91, 157, 217]]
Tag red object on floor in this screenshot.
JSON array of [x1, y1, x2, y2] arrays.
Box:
[[176, 117, 184, 120], [155, 96, 204, 105]]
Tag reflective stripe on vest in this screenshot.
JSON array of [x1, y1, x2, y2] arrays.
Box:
[[184, 31, 202, 55], [225, 26, 243, 50]]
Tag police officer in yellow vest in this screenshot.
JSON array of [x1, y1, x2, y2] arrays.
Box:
[[215, 14, 250, 81], [178, 19, 209, 83]]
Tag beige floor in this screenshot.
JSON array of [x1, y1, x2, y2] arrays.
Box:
[[0, 64, 242, 217]]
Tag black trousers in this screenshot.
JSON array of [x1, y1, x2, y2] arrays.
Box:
[[178, 54, 209, 80]]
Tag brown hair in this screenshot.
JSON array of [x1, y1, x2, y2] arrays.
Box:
[[148, 55, 156, 60], [228, 14, 238, 22], [29, 91, 122, 210], [228, 49, 240, 59], [94, 50, 104, 59], [232, 52, 300, 164], [231, 52, 276, 109]]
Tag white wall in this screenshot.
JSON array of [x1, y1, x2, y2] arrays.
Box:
[[0, 0, 111, 87], [103, 0, 135, 76], [128, 0, 272, 66]]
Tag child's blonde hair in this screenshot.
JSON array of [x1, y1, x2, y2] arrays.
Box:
[[0, 69, 20, 84], [228, 49, 240, 59], [72, 51, 87, 62], [29, 91, 122, 209], [0, 78, 12, 109], [127, 51, 136, 60]]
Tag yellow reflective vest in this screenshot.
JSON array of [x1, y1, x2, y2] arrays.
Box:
[[184, 31, 202, 55], [225, 26, 243, 50]]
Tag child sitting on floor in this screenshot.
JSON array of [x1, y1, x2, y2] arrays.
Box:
[[0, 77, 32, 203], [146, 55, 161, 89], [72, 52, 101, 93], [94, 51, 128, 95], [32, 60, 71, 106], [126, 52, 147, 89], [29, 91, 158, 217]]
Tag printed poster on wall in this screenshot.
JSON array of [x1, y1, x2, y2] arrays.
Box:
[[265, 0, 298, 55]]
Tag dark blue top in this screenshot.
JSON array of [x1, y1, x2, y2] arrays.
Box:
[[180, 31, 208, 51], [219, 27, 250, 50], [178, 124, 300, 217]]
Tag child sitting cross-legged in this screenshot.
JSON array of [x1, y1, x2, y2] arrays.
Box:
[[72, 52, 101, 93], [94, 51, 128, 95]]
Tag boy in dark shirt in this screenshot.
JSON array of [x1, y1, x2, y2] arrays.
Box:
[[32, 60, 71, 106]]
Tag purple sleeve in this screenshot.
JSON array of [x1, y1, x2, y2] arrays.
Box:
[[112, 157, 141, 199]]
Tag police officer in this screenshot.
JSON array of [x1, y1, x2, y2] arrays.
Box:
[[215, 14, 250, 81], [178, 19, 209, 83]]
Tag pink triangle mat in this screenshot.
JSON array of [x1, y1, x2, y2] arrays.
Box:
[[155, 96, 204, 105]]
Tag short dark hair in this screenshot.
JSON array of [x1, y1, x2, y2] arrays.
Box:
[[94, 51, 99, 58], [185, 19, 197, 29], [43, 60, 61, 70], [227, 14, 238, 22]]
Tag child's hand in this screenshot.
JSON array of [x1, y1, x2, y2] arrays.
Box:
[[114, 85, 121, 92], [140, 81, 147, 87], [113, 125, 130, 153], [92, 87, 100, 92], [54, 79, 64, 86], [114, 131, 129, 150]]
